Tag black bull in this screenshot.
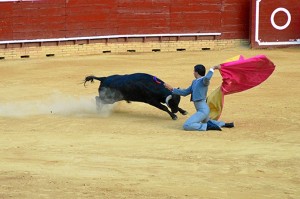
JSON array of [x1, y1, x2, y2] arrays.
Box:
[[84, 73, 187, 120]]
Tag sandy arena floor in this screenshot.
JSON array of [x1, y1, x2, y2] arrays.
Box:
[[0, 47, 299, 199]]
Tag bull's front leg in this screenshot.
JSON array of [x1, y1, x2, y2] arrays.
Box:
[[148, 100, 177, 120]]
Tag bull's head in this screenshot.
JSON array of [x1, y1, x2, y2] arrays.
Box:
[[166, 94, 181, 113]]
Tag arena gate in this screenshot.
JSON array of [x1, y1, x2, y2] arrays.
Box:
[[250, 0, 300, 48]]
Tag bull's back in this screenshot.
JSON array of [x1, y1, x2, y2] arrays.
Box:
[[102, 73, 170, 102]]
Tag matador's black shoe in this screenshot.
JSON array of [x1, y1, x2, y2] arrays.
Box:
[[224, 122, 234, 128], [206, 120, 222, 131]]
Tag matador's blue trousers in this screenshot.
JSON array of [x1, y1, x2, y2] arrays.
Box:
[[183, 100, 225, 131]]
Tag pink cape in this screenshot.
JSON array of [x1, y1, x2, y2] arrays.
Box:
[[208, 55, 275, 120], [220, 55, 275, 95]]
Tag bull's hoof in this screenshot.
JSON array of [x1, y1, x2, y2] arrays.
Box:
[[171, 115, 178, 120], [178, 108, 188, 115], [181, 111, 188, 115]]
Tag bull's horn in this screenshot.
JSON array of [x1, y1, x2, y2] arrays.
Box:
[[165, 95, 172, 107]]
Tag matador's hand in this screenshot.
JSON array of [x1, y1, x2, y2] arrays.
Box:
[[213, 65, 221, 70]]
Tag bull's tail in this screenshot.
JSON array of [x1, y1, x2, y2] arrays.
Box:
[[84, 75, 106, 87]]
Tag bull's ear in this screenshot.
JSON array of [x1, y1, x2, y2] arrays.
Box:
[[165, 95, 172, 107]]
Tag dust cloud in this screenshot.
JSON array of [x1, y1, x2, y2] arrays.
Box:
[[0, 92, 114, 117]]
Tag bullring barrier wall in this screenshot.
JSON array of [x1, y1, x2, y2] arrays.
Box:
[[0, 0, 259, 59]]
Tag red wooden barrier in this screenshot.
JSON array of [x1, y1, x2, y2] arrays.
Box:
[[0, 0, 250, 43]]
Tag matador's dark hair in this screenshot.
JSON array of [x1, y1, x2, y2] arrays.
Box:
[[194, 64, 206, 76]]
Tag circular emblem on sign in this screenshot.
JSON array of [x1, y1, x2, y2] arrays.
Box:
[[270, 8, 291, 30]]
